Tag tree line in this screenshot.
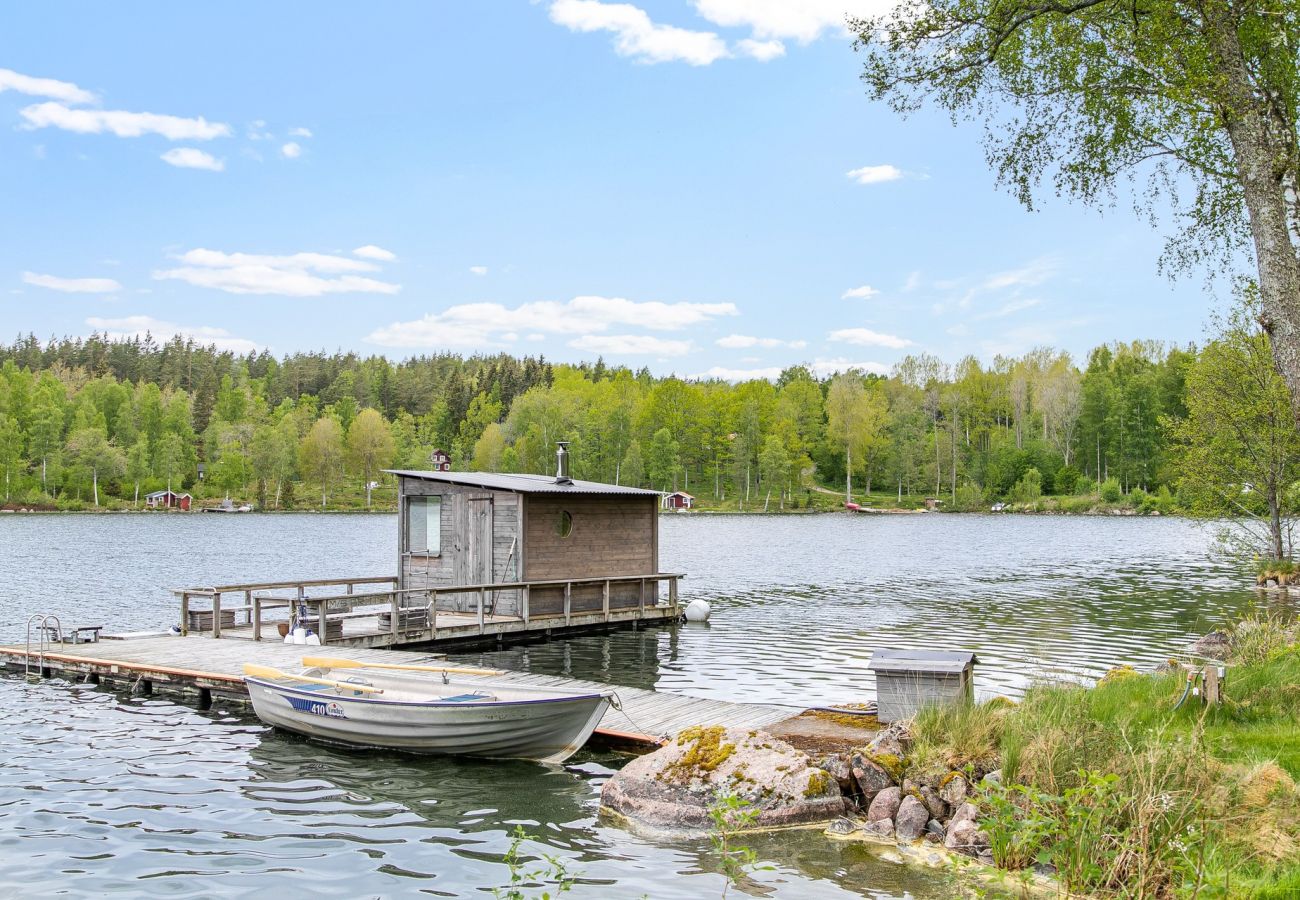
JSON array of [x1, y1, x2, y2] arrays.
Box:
[[0, 331, 1203, 511]]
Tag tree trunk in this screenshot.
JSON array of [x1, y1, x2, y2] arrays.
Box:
[[92, 467, 99, 507], [845, 445, 852, 503], [1204, 7, 1300, 419]]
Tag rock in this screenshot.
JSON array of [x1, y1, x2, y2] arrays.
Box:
[[867, 722, 913, 758], [826, 816, 860, 836], [981, 770, 1002, 788], [924, 818, 946, 839], [866, 786, 901, 822], [850, 755, 897, 804], [939, 774, 969, 807], [918, 785, 948, 821], [1188, 630, 1232, 660], [977, 850, 995, 866], [894, 795, 929, 843], [944, 802, 981, 854], [924, 831, 943, 844], [862, 818, 894, 839], [970, 829, 992, 851], [816, 753, 854, 792], [599, 725, 846, 837]]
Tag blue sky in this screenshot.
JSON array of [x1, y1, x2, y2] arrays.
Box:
[[1, 2, 1210, 380]]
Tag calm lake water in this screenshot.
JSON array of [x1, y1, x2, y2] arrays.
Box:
[[0, 512, 1268, 898]]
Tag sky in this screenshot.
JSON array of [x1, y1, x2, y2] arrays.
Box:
[[1, 2, 1217, 381]]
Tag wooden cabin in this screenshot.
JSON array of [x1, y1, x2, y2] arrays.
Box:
[[661, 490, 694, 510], [145, 489, 192, 510], [387, 443, 663, 619]]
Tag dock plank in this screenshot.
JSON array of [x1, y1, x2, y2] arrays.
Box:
[[0, 635, 798, 745]]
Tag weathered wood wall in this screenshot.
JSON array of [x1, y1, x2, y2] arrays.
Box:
[[399, 479, 522, 614], [522, 495, 658, 615]]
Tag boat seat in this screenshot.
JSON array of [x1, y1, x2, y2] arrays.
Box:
[[440, 692, 496, 703]]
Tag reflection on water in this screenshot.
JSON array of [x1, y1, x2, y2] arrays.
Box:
[[0, 676, 951, 898], [0, 512, 1266, 896]]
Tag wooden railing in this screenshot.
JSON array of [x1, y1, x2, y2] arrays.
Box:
[[173, 573, 684, 644]]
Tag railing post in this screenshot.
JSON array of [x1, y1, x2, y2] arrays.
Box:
[[180, 592, 189, 636], [430, 588, 438, 639], [478, 587, 486, 634], [253, 594, 262, 642], [638, 579, 645, 617], [390, 592, 400, 638], [521, 585, 530, 624], [244, 588, 253, 625], [318, 599, 328, 645], [563, 582, 572, 626], [212, 592, 222, 639], [669, 576, 678, 611], [602, 580, 610, 622]]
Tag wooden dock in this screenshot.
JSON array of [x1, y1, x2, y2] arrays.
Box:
[[0, 634, 801, 748]]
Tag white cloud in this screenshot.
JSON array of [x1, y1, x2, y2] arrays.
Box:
[[366, 295, 737, 348], [550, 0, 730, 66], [289, 126, 313, 138], [22, 271, 122, 294], [570, 334, 692, 356], [691, 365, 785, 381], [154, 247, 400, 297], [975, 297, 1042, 320], [281, 141, 302, 159], [0, 68, 95, 104], [811, 358, 890, 377], [716, 333, 805, 349], [846, 164, 904, 185], [353, 245, 397, 262], [160, 147, 224, 171], [828, 327, 911, 349], [469, 265, 489, 276], [692, 0, 891, 43], [981, 258, 1057, 292], [19, 102, 231, 140], [735, 38, 785, 61], [841, 284, 880, 300], [86, 315, 260, 354]]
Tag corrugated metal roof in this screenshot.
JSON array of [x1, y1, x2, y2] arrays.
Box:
[[868, 649, 978, 674], [384, 469, 662, 496]]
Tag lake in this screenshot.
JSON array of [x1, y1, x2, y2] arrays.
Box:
[[0, 512, 1266, 898]]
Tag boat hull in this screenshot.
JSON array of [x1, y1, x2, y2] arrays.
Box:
[[245, 676, 611, 764]]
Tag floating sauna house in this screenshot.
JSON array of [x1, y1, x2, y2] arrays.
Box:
[[388, 443, 664, 620]]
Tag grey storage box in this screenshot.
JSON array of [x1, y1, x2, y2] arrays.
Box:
[[869, 649, 977, 723]]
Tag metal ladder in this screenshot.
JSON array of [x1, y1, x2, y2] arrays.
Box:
[[24, 614, 61, 680]]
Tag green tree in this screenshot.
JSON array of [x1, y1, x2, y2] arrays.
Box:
[[1168, 299, 1300, 561], [0, 415, 23, 501], [757, 434, 792, 510], [855, 1, 1300, 413], [826, 374, 869, 503], [621, 439, 645, 488], [346, 407, 396, 506], [126, 435, 151, 505], [646, 427, 682, 491], [299, 417, 345, 508], [251, 419, 298, 508], [28, 396, 64, 493], [64, 427, 126, 507], [157, 432, 187, 493]]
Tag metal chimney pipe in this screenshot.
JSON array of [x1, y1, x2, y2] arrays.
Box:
[[555, 441, 572, 484]]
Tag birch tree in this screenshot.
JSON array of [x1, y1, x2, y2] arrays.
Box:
[[856, 2, 1300, 415]]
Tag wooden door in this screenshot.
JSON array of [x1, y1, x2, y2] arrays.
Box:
[[466, 497, 493, 585]]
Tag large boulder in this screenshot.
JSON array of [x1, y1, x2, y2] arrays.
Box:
[[850, 754, 897, 803], [866, 786, 901, 822], [600, 725, 846, 838], [944, 802, 982, 855], [894, 795, 929, 843]]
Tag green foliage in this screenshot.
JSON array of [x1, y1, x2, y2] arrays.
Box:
[[706, 789, 771, 899], [1073, 474, 1096, 496], [1099, 478, 1123, 503], [1007, 467, 1042, 505], [492, 825, 578, 900]]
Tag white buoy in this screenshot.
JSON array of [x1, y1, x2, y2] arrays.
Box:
[[684, 598, 711, 623], [292, 627, 307, 645], [282, 632, 294, 644], [304, 631, 321, 646]]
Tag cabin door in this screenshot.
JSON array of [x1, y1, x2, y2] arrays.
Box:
[[465, 497, 494, 586]]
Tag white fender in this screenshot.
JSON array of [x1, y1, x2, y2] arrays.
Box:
[[684, 598, 711, 623]]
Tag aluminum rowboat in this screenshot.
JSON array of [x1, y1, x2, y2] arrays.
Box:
[[244, 667, 613, 764]]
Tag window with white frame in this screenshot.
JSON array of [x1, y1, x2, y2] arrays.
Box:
[[406, 495, 441, 554]]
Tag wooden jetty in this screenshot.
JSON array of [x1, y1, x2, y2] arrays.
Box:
[[0, 634, 801, 748]]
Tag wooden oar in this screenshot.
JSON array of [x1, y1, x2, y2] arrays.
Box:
[[242, 662, 384, 694], [301, 656, 503, 677]]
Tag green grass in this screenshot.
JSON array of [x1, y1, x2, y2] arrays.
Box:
[[905, 618, 1300, 897]]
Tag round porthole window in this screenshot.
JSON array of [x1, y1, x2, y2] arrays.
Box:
[[557, 510, 573, 538]]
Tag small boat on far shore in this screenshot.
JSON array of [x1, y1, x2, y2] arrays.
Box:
[[243, 660, 613, 764]]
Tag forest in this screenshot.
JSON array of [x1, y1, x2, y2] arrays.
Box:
[[0, 330, 1201, 514]]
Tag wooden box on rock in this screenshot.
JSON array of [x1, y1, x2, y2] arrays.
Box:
[[868, 649, 978, 723], [388, 466, 662, 619]]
